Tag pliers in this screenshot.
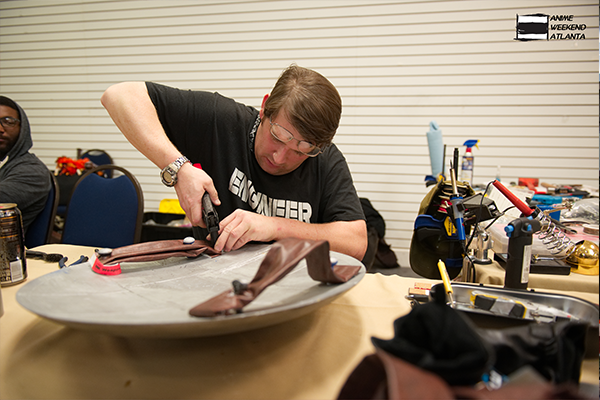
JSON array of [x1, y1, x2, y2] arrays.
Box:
[[59, 255, 89, 269]]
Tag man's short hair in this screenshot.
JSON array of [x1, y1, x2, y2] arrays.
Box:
[[263, 65, 342, 149]]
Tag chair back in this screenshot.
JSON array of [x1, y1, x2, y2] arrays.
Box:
[[61, 165, 144, 248], [24, 172, 59, 248], [80, 149, 113, 178]]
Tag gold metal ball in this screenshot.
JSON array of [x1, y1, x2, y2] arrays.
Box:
[[567, 240, 599, 275]]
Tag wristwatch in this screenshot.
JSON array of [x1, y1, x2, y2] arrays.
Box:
[[160, 156, 190, 187]]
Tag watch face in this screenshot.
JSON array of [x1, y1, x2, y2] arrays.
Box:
[[161, 157, 188, 187], [163, 173, 173, 184], [161, 168, 176, 186]]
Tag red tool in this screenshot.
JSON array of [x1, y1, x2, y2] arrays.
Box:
[[492, 180, 537, 217]]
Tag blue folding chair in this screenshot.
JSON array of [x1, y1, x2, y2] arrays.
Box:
[[24, 171, 59, 248], [61, 165, 144, 248]]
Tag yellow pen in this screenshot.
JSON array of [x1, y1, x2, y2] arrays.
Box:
[[437, 260, 455, 306]]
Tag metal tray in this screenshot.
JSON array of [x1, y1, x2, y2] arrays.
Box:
[[438, 282, 599, 358], [17, 244, 365, 338], [447, 283, 598, 326]]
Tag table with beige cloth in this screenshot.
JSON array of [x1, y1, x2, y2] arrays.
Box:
[[1, 244, 598, 399], [473, 256, 599, 293]]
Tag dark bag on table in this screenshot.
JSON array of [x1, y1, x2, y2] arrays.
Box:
[[338, 298, 589, 399], [360, 198, 399, 271]]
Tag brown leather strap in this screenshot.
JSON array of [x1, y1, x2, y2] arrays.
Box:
[[376, 349, 454, 400], [189, 238, 361, 317], [95, 239, 220, 265]]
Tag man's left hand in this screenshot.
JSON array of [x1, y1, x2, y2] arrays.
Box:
[[213, 209, 275, 252]]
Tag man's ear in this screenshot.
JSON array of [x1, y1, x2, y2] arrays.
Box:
[[259, 94, 269, 119]]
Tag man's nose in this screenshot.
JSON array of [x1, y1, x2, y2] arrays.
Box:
[[272, 142, 290, 164]]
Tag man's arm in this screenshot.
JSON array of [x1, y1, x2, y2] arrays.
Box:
[[100, 82, 219, 226], [101, 82, 179, 170], [216, 209, 368, 260]]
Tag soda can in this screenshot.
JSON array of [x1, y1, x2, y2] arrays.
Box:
[[0, 203, 27, 287]]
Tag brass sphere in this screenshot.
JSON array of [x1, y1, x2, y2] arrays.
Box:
[[566, 240, 599, 275]]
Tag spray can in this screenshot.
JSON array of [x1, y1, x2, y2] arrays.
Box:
[[460, 140, 479, 185], [0, 203, 27, 287]]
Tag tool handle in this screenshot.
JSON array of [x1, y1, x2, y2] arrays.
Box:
[[202, 191, 220, 244], [437, 260, 453, 295], [492, 180, 533, 216], [192, 163, 216, 221], [453, 148, 459, 181], [454, 214, 466, 242], [449, 166, 466, 242], [449, 166, 458, 195], [202, 192, 214, 218], [202, 192, 220, 224]]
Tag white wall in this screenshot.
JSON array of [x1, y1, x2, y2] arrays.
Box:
[[1, 0, 598, 266]]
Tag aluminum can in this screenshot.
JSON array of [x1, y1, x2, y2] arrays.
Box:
[[0, 203, 27, 287]]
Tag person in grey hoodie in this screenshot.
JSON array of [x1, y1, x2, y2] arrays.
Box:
[[0, 95, 51, 232]]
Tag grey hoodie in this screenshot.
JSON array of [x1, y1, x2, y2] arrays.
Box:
[[0, 99, 51, 232]]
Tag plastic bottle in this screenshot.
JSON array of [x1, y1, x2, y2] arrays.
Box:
[[460, 139, 479, 185]]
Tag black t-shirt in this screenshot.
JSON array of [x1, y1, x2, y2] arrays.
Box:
[[146, 82, 365, 224]]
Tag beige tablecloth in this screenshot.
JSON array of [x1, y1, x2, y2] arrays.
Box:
[[1, 244, 598, 399]]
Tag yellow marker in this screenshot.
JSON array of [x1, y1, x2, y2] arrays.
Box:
[[437, 260, 455, 306]]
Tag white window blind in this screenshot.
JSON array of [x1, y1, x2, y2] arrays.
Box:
[[1, 0, 598, 265]]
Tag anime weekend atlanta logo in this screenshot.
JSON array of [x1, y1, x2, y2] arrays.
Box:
[[515, 13, 587, 41]]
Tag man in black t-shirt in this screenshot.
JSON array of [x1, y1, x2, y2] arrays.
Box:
[[101, 65, 367, 260]]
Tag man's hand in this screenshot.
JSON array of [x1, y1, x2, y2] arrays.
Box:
[[174, 163, 220, 227], [214, 209, 274, 252]]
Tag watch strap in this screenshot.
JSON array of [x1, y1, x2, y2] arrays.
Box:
[[169, 155, 190, 172]]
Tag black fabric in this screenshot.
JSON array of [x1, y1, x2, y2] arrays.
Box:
[[56, 174, 80, 206], [371, 301, 493, 386], [373, 237, 399, 269], [0, 98, 52, 232], [479, 321, 588, 384], [361, 225, 379, 271], [370, 294, 588, 388], [360, 198, 385, 238], [146, 82, 365, 226], [360, 198, 399, 270]]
